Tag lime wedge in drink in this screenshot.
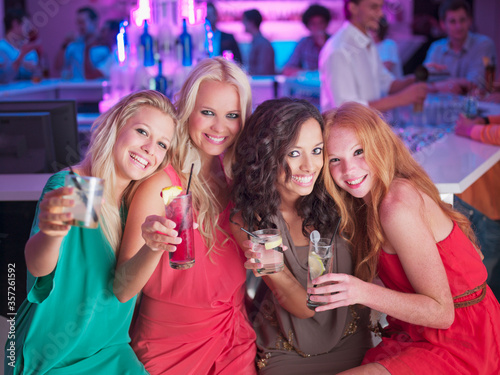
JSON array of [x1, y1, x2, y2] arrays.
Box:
[[309, 252, 325, 280], [264, 237, 282, 250], [161, 186, 183, 206]]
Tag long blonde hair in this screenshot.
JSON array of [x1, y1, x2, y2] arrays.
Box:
[[323, 102, 477, 282], [172, 57, 252, 254], [79, 90, 177, 251]]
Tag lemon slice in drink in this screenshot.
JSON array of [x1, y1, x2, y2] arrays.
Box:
[[161, 186, 183, 206], [264, 237, 282, 250], [308, 252, 325, 280]]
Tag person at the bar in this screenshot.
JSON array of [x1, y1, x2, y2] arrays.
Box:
[[0, 9, 40, 83], [455, 113, 500, 303], [206, 2, 242, 63], [4, 90, 176, 374], [308, 102, 500, 374], [455, 112, 500, 145], [60, 7, 111, 80], [231, 98, 372, 374], [114, 57, 257, 374], [424, 0, 497, 94], [282, 4, 331, 76], [243, 9, 275, 76], [319, 0, 427, 111], [371, 16, 402, 78]]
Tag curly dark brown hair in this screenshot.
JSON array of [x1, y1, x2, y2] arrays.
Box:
[[231, 97, 339, 237]]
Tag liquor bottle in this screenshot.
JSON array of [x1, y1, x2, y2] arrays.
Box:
[[140, 20, 155, 67], [180, 19, 192, 67], [204, 18, 214, 58], [154, 59, 168, 96]]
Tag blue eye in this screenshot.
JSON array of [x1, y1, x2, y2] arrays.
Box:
[[289, 150, 300, 158], [158, 142, 167, 149], [201, 110, 214, 116], [354, 149, 363, 156], [329, 157, 340, 164], [226, 113, 240, 119], [312, 147, 323, 155], [136, 128, 147, 136]]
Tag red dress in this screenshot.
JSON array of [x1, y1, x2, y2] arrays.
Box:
[[130, 165, 257, 374], [363, 222, 500, 374]]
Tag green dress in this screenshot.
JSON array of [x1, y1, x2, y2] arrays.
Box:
[[4, 171, 148, 374]]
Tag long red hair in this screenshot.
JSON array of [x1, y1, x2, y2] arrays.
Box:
[[323, 102, 477, 282]]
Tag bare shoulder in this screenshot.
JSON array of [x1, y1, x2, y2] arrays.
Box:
[[130, 169, 172, 216], [379, 179, 423, 225]]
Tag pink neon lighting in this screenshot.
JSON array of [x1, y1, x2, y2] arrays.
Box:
[[117, 32, 126, 64], [132, 0, 151, 27], [179, 0, 206, 25]]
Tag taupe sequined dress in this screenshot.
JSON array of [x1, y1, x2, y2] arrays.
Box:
[[250, 213, 373, 374]]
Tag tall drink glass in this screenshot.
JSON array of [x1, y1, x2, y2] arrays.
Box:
[[251, 229, 284, 274], [306, 238, 334, 310], [165, 193, 195, 270], [63, 174, 104, 229]]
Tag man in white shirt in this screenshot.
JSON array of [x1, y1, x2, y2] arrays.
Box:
[[319, 0, 427, 111]]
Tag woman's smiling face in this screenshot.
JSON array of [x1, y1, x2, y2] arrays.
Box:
[[276, 118, 324, 202], [327, 126, 373, 202], [188, 80, 242, 158]]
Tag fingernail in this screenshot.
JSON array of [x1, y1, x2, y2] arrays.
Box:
[[172, 231, 178, 237]]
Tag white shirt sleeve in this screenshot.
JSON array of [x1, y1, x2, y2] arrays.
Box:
[[321, 48, 368, 110]]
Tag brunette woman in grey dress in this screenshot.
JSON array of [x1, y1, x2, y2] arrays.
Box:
[[230, 98, 373, 374]]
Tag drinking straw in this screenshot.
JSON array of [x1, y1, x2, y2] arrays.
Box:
[[186, 163, 194, 194], [239, 227, 259, 239], [329, 216, 341, 246]]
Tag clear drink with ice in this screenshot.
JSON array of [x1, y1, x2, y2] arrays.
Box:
[[250, 229, 284, 274], [306, 238, 334, 310], [64, 174, 104, 229]]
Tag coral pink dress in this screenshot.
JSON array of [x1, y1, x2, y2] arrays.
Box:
[[130, 165, 257, 375], [363, 221, 500, 374]]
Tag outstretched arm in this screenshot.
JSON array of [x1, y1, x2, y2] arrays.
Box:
[[309, 182, 455, 329], [114, 172, 181, 302], [230, 216, 314, 319]]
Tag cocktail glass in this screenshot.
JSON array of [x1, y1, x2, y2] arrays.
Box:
[[306, 238, 334, 310], [165, 193, 195, 270], [63, 174, 104, 229], [251, 229, 284, 274]]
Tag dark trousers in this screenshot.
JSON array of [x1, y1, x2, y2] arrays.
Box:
[[454, 196, 500, 301]]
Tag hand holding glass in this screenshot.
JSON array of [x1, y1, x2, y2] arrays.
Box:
[[250, 229, 284, 274], [306, 238, 334, 310]]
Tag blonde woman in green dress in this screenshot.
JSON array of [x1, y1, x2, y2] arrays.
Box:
[[4, 90, 176, 374]]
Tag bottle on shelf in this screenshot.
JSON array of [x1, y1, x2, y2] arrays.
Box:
[[179, 19, 192, 67], [140, 20, 155, 67], [153, 58, 168, 96]]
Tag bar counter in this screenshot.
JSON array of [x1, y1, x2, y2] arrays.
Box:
[[0, 78, 104, 102], [1, 77, 499, 201], [1, 127, 499, 202]]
